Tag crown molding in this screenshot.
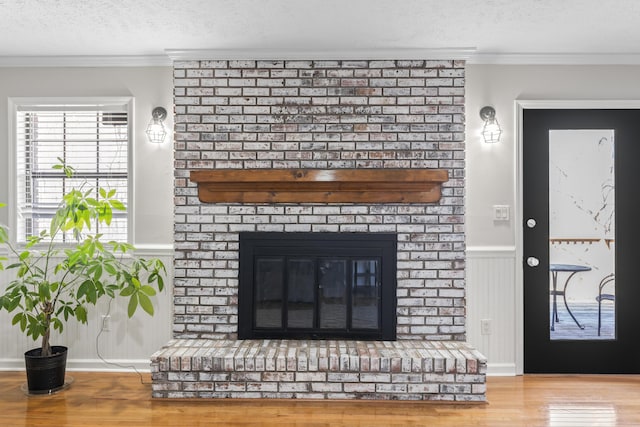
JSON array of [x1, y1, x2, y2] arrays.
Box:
[[516, 99, 640, 109], [165, 48, 477, 61], [469, 52, 640, 65], [0, 55, 172, 67], [3, 50, 640, 67]]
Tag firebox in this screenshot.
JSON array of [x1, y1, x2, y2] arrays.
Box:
[[238, 232, 397, 340]]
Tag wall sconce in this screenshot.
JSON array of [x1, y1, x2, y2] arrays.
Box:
[[145, 106, 167, 143], [480, 106, 502, 143]]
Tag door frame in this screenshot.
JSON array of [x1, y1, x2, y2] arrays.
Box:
[[514, 100, 640, 374]]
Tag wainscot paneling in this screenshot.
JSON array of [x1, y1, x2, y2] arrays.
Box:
[[466, 246, 517, 376]]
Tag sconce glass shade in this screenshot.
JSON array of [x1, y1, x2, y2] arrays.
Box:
[[480, 106, 502, 143], [146, 106, 167, 143]]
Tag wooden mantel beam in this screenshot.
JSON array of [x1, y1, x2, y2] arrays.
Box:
[[190, 169, 449, 204]]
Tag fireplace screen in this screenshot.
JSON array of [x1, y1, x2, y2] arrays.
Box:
[[238, 233, 397, 340]]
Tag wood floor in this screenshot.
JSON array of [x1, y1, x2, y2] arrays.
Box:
[[1, 371, 639, 426]]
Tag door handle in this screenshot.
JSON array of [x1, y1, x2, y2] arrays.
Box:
[[526, 218, 537, 228], [527, 257, 540, 267]]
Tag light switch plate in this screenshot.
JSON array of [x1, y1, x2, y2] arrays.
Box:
[[493, 205, 510, 221]]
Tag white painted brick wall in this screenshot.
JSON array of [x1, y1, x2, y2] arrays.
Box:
[[173, 59, 466, 341]]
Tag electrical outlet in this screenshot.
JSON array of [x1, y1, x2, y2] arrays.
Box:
[[101, 315, 111, 332], [481, 319, 491, 335]]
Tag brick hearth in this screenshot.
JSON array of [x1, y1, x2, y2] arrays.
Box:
[[151, 339, 486, 401]]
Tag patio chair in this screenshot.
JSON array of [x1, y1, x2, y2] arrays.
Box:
[[595, 273, 615, 336]]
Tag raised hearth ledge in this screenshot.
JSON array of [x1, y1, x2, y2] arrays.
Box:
[[151, 339, 487, 401], [190, 169, 449, 204]]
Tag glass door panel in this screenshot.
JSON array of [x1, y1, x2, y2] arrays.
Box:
[[549, 129, 615, 341], [318, 259, 347, 329], [352, 259, 380, 329], [254, 258, 284, 328], [287, 259, 315, 328]]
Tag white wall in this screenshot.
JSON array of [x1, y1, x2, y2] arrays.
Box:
[[5, 63, 640, 375], [465, 64, 640, 374], [0, 66, 175, 371]]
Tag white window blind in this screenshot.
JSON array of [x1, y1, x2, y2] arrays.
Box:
[[16, 104, 130, 243]]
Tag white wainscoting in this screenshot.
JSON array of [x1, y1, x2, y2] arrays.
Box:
[[0, 246, 174, 372], [466, 246, 518, 376], [1, 245, 518, 374]]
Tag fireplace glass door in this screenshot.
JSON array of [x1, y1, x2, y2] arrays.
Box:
[[239, 233, 396, 340], [287, 259, 315, 328], [254, 257, 380, 332]]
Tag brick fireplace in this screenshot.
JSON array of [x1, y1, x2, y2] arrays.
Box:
[[151, 59, 486, 401]]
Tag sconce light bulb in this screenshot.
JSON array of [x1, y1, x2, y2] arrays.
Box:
[[480, 106, 501, 143], [146, 106, 168, 143]]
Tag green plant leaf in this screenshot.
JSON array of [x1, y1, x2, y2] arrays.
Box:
[[38, 282, 51, 300], [87, 281, 97, 304], [26, 316, 43, 339], [24, 296, 35, 311], [25, 234, 44, 248], [120, 242, 131, 253], [6, 296, 21, 312], [13, 312, 27, 331], [17, 264, 27, 277], [92, 265, 103, 280], [120, 285, 135, 297], [63, 305, 74, 321], [77, 280, 97, 304], [11, 312, 22, 326], [75, 305, 88, 324], [138, 292, 154, 316], [127, 294, 138, 318], [53, 318, 64, 333], [104, 204, 113, 225], [0, 225, 8, 244], [104, 262, 117, 275], [76, 280, 88, 298], [56, 158, 75, 178], [109, 199, 126, 211], [140, 285, 157, 297]]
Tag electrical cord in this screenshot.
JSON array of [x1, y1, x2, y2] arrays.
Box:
[[95, 297, 150, 385]]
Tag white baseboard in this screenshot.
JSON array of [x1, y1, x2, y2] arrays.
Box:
[[0, 358, 24, 371], [486, 362, 517, 376]]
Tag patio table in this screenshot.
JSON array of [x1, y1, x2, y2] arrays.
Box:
[[549, 264, 591, 331]]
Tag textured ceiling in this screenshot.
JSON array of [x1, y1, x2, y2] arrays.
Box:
[[0, 0, 639, 59]]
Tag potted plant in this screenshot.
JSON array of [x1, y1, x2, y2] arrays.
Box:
[[0, 160, 166, 394]]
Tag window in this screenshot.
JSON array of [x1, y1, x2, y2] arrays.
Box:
[[12, 98, 132, 243]]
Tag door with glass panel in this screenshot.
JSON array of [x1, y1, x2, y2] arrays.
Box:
[[523, 109, 640, 373]]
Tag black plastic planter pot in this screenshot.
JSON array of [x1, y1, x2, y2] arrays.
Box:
[[24, 346, 68, 394]]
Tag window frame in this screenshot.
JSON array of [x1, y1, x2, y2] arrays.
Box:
[[8, 97, 135, 246]]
